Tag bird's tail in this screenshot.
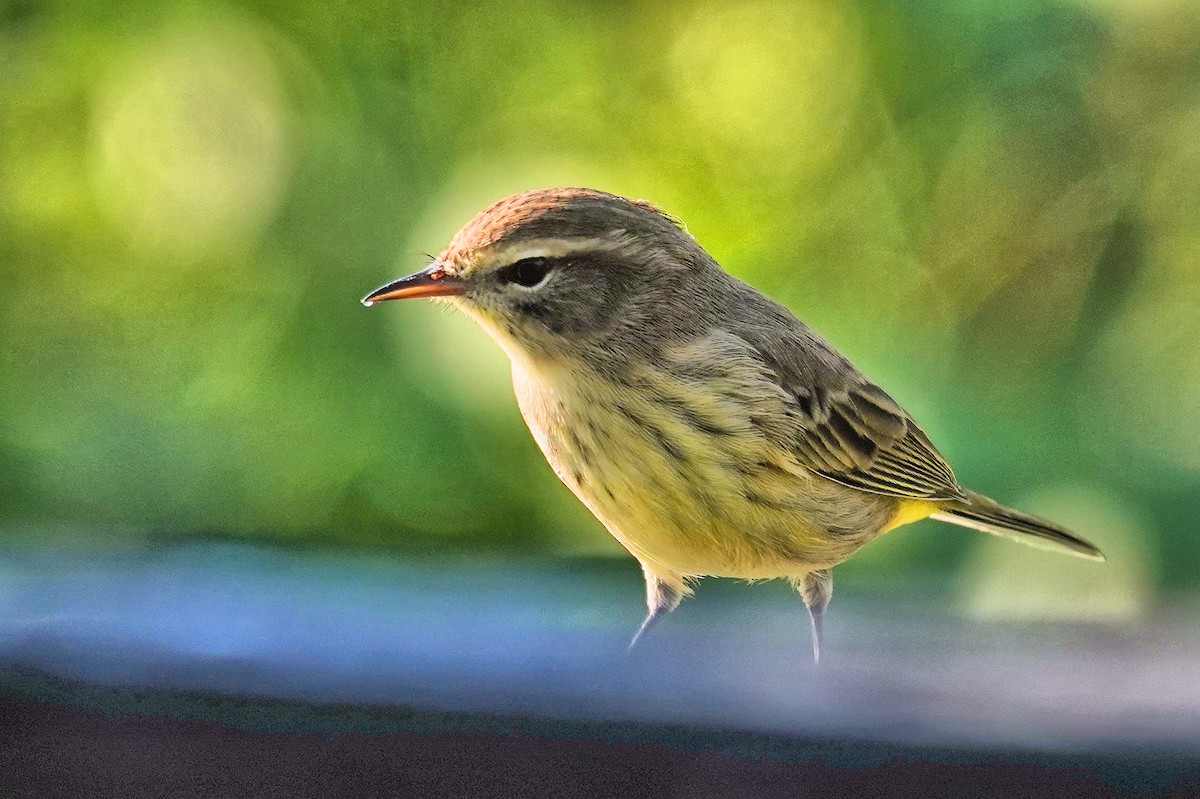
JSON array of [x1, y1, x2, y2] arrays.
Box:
[[931, 490, 1105, 561]]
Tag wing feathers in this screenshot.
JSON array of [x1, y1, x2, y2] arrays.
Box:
[[847, 384, 908, 440], [737, 327, 964, 501]]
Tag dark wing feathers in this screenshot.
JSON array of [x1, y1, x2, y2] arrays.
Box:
[[801, 384, 964, 501], [847, 383, 909, 439], [739, 320, 965, 502]]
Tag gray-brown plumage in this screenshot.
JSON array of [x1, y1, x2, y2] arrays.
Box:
[[363, 187, 1104, 662]]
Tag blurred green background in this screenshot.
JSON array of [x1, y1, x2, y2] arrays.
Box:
[[2, 0, 1197, 613]]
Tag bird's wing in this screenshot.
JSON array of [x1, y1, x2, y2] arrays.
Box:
[[735, 320, 965, 502]]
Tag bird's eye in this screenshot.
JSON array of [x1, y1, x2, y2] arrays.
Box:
[[502, 257, 553, 288]]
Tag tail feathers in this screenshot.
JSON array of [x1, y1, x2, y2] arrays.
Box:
[[931, 490, 1105, 562]]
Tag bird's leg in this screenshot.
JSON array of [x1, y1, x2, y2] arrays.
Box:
[[629, 567, 683, 650], [793, 569, 833, 664]]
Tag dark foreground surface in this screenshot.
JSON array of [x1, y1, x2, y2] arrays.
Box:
[[3, 671, 1197, 799], [1, 542, 1198, 797]]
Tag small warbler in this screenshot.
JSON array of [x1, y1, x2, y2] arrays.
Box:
[[363, 187, 1103, 662]]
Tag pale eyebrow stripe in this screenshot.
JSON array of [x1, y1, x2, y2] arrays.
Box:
[[464, 235, 634, 273]]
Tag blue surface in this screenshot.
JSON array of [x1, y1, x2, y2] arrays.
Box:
[[1, 542, 1196, 755]]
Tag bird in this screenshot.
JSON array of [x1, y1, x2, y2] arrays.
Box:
[[362, 187, 1104, 662]]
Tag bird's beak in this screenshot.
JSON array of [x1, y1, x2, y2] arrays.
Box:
[[360, 264, 466, 306]]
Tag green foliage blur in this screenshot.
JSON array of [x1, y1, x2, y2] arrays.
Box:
[[1, 0, 1197, 597]]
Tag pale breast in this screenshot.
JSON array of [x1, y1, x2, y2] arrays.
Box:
[[510, 339, 895, 580]]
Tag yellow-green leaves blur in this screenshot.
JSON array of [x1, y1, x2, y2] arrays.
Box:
[[1, 0, 1197, 596]]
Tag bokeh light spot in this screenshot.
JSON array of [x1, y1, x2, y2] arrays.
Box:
[[89, 17, 293, 258], [670, 0, 865, 176], [958, 486, 1153, 622]]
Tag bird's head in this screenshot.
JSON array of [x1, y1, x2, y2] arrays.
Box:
[[362, 188, 714, 362]]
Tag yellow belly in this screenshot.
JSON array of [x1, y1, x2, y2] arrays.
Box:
[[511, 359, 898, 581]]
